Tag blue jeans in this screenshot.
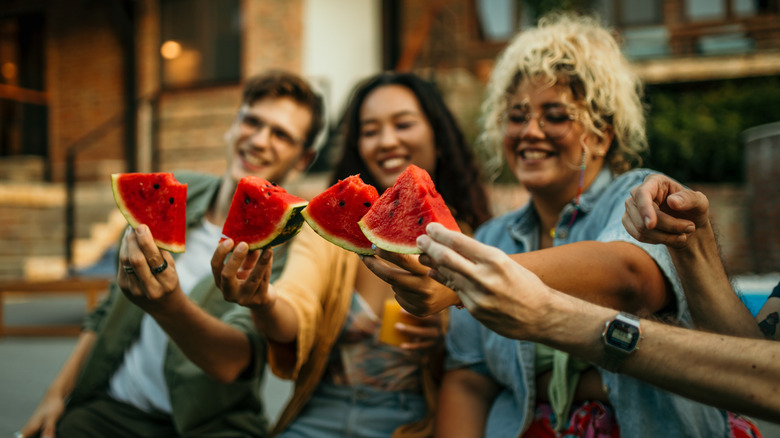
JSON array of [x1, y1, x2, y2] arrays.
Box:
[[277, 382, 426, 438]]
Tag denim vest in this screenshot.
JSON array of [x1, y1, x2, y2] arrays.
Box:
[[445, 168, 729, 437]]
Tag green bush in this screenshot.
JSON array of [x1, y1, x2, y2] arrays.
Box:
[[645, 76, 780, 183]]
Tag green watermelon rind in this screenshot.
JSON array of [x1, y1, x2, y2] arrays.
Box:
[[111, 173, 186, 253], [302, 208, 375, 255], [242, 200, 309, 250], [357, 219, 421, 254]]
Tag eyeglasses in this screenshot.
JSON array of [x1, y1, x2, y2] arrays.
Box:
[[503, 106, 576, 139], [237, 109, 304, 149]]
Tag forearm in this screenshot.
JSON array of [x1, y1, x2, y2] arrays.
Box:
[[45, 330, 97, 400], [669, 222, 761, 338], [149, 292, 253, 383], [536, 291, 780, 422], [250, 294, 299, 344], [508, 240, 669, 315]]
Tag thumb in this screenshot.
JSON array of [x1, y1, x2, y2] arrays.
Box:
[[666, 190, 708, 216]]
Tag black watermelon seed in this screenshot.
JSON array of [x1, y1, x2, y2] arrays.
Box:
[[363, 201, 371, 207], [154, 184, 160, 189], [417, 217, 423, 225], [271, 182, 278, 186], [169, 197, 174, 204], [338, 200, 345, 207], [393, 199, 399, 206], [245, 196, 251, 204], [389, 211, 394, 218]]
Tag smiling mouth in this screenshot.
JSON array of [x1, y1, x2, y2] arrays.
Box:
[[240, 151, 270, 169], [380, 157, 407, 170], [519, 149, 554, 160]]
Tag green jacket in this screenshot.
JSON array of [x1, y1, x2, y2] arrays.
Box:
[[70, 171, 288, 437]]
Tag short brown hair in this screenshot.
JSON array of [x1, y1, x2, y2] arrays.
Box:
[[242, 70, 326, 152]]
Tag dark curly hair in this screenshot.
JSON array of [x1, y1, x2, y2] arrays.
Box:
[[331, 72, 490, 232]]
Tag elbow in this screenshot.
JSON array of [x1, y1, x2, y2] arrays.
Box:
[[209, 364, 246, 384], [622, 260, 671, 316]]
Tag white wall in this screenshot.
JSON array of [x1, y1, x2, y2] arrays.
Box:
[[302, 0, 382, 122]]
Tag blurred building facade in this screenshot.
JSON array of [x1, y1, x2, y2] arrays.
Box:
[[0, 0, 778, 280]]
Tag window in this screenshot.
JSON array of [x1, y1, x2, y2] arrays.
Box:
[[0, 14, 47, 158], [160, 0, 241, 88]]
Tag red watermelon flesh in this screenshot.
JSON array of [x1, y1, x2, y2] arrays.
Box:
[[111, 173, 187, 253], [358, 165, 460, 254], [222, 176, 308, 250], [301, 175, 379, 255]]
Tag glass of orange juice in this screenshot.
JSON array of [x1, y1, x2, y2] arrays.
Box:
[[379, 299, 420, 346]]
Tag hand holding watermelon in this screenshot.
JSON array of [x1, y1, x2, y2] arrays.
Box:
[[211, 238, 277, 310], [362, 246, 463, 317], [116, 224, 183, 313]]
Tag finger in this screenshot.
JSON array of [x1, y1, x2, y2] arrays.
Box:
[[400, 339, 436, 350], [362, 255, 420, 286], [423, 223, 502, 265], [242, 248, 272, 292], [397, 322, 440, 339], [237, 249, 262, 281], [665, 190, 709, 217], [221, 242, 249, 301], [373, 247, 428, 275], [211, 238, 235, 289], [416, 230, 478, 279], [135, 225, 169, 277], [628, 178, 662, 229], [118, 227, 133, 282]]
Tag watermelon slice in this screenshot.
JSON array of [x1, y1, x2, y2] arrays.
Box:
[[111, 172, 187, 253], [301, 175, 379, 255], [358, 165, 460, 254], [222, 176, 308, 250]]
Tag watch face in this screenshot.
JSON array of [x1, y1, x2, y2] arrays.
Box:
[[606, 321, 640, 350]]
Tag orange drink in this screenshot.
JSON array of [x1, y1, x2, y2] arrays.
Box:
[[379, 299, 419, 346]]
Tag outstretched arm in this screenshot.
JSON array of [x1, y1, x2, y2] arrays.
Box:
[[622, 173, 761, 338], [367, 238, 671, 318], [419, 223, 780, 422], [120, 225, 255, 383]]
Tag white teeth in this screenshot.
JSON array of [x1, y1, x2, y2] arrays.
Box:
[[522, 150, 548, 160], [382, 157, 405, 169], [243, 153, 267, 167]]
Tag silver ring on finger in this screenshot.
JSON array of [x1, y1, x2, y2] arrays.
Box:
[[151, 259, 168, 275], [123, 265, 135, 275]]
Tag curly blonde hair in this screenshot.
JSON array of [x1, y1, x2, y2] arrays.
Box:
[[478, 12, 647, 179]]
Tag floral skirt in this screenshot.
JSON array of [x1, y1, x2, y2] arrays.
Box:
[[522, 401, 762, 438]]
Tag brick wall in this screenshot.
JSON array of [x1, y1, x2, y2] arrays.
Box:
[[46, 3, 126, 181]]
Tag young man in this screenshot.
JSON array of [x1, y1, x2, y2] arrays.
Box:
[[18, 70, 326, 438]]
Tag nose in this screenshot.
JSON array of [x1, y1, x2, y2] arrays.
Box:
[[378, 125, 400, 149], [519, 115, 545, 140]]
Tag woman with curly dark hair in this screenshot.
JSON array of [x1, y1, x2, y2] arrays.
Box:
[[332, 72, 490, 234]]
